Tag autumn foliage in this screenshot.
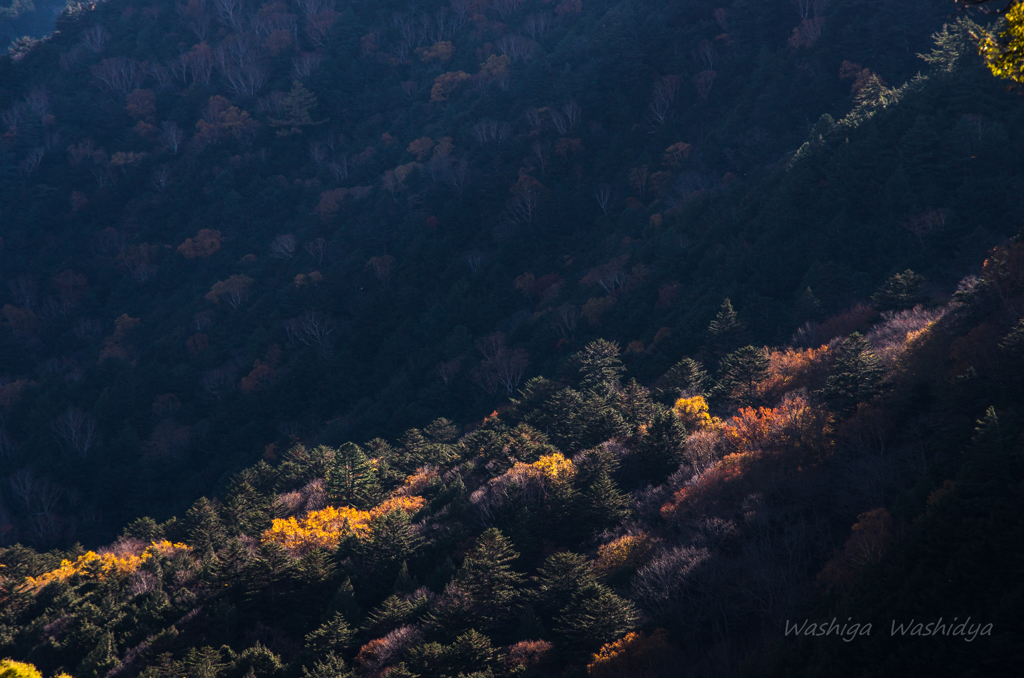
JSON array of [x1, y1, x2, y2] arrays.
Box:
[[593, 533, 655, 579], [587, 629, 680, 678], [177, 229, 223, 258], [23, 541, 190, 591], [261, 496, 426, 554]]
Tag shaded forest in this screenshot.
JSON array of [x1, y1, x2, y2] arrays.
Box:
[[1, 0, 1023, 675]]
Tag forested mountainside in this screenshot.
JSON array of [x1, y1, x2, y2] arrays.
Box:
[[2, 0, 1021, 546], [2, 248, 1024, 678], [1, 0, 1024, 675]]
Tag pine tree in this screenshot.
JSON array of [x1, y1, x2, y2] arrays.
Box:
[[714, 346, 770, 406], [532, 552, 597, 619], [360, 509, 420, 593], [656, 357, 708, 402], [326, 443, 380, 509], [301, 653, 352, 678], [579, 471, 630, 531], [304, 612, 355, 656], [269, 81, 328, 136], [635, 408, 687, 483], [820, 333, 885, 414], [453, 528, 524, 632], [183, 497, 227, 555], [554, 583, 640, 657], [570, 339, 626, 393], [871, 269, 927, 311], [223, 480, 274, 537], [706, 298, 744, 353]]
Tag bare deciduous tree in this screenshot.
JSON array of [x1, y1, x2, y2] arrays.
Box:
[[51, 407, 99, 457]]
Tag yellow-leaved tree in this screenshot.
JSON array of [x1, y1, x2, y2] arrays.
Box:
[[971, 0, 1024, 83]]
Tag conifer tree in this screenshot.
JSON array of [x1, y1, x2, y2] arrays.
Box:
[[304, 612, 355, 656], [532, 552, 597, 618], [269, 81, 328, 136], [183, 497, 227, 555], [706, 298, 744, 353], [820, 333, 885, 414], [570, 339, 626, 393], [361, 508, 420, 592], [554, 583, 640, 657], [871, 269, 927, 311], [579, 471, 631, 531], [714, 345, 770, 406], [656, 357, 709, 401], [301, 653, 352, 678], [453, 528, 524, 631], [326, 443, 380, 509], [635, 408, 687, 483]]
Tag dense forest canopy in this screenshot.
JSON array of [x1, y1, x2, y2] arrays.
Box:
[[0, 0, 1022, 675]]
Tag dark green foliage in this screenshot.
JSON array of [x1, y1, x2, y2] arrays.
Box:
[[405, 630, 495, 678], [300, 652, 352, 678], [121, 517, 164, 543], [183, 498, 228, 555], [304, 612, 355, 656], [577, 471, 631, 532], [871, 270, 928, 311], [570, 340, 626, 393], [714, 346, 771, 406], [554, 583, 640, 658], [532, 552, 597, 619], [820, 333, 886, 414], [326, 444, 381, 509], [362, 591, 430, 638], [443, 529, 524, 634], [998, 319, 1024, 360], [182, 647, 228, 678], [359, 509, 420, 594], [617, 379, 659, 437], [528, 388, 628, 453], [222, 481, 275, 538], [656, 358, 709, 402], [706, 299, 744, 354], [633, 408, 688, 484], [228, 644, 283, 678]]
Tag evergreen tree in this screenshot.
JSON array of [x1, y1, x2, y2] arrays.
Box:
[[532, 552, 597, 619], [570, 339, 626, 393], [706, 299, 744, 354], [304, 612, 355, 656], [618, 379, 659, 436], [714, 346, 770, 406], [269, 81, 328, 135], [871, 269, 927, 311], [794, 286, 822, 321], [820, 333, 885, 414], [656, 357, 709, 402], [578, 471, 630, 532], [326, 443, 380, 509], [360, 509, 421, 594], [452, 528, 524, 632], [634, 408, 688, 484], [228, 644, 283, 678], [222, 480, 275, 537], [183, 497, 227, 555], [554, 583, 640, 658], [301, 653, 352, 678]]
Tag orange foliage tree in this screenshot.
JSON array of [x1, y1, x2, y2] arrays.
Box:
[[816, 508, 894, 591], [23, 541, 190, 592], [587, 629, 680, 678], [177, 228, 223, 258], [261, 496, 426, 554]]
